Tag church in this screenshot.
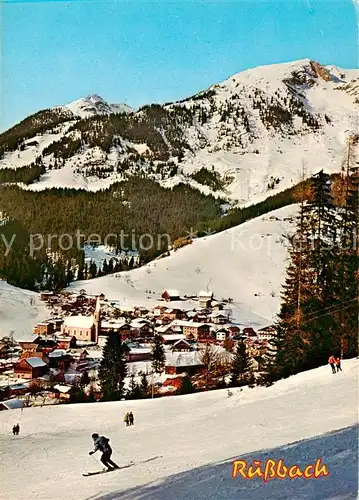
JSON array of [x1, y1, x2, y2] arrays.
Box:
[[60, 296, 101, 343]]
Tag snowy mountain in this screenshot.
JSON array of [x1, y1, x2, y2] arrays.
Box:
[[63, 94, 134, 118], [0, 59, 358, 205], [1, 358, 358, 499]]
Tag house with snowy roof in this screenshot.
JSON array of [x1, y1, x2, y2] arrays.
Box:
[[161, 290, 181, 302], [197, 291, 214, 308], [14, 357, 49, 380], [165, 351, 205, 376]]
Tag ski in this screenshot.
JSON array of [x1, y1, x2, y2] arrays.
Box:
[[83, 464, 134, 476], [82, 456, 161, 477]]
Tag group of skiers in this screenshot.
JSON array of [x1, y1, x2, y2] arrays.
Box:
[[124, 411, 134, 426], [328, 355, 342, 374], [12, 423, 20, 436]]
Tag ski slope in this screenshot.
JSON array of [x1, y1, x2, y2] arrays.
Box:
[[1, 359, 358, 500], [70, 204, 298, 329], [0, 280, 49, 340]]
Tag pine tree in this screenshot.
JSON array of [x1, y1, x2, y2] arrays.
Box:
[[178, 376, 195, 394], [139, 373, 149, 398], [151, 334, 165, 373], [99, 333, 128, 401], [230, 339, 252, 386]]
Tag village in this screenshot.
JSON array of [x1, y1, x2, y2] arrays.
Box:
[[0, 289, 276, 410]]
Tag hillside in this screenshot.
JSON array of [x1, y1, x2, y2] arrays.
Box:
[[0, 280, 49, 339], [0, 59, 358, 204], [1, 358, 358, 500], [69, 204, 298, 328]]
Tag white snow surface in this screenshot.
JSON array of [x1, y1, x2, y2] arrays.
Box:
[[0, 280, 49, 340], [1, 358, 358, 499], [69, 204, 298, 329]]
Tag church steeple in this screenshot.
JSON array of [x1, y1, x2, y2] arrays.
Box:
[[93, 295, 101, 343]]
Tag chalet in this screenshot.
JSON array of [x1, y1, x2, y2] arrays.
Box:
[[130, 319, 153, 339], [47, 350, 73, 370], [197, 291, 213, 309], [192, 311, 211, 323], [160, 308, 185, 321], [40, 291, 54, 302], [257, 326, 277, 340], [163, 373, 189, 391], [0, 399, 23, 411], [212, 301, 225, 312], [165, 352, 205, 376], [8, 383, 28, 397], [243, 327, 257, 338], [56, 336, 77, 349], [48, 318, 64, 332], [171, 339, 192, 352], [101, 320, 131, 338], [210, 312, 228, 325], [152, 306, 166, 317], [228, 325, 240, 336], [53, 384, 77, 401], [162, 290, 181, 302], [216, 328, 230, 341], [33, 321, 55, 336], [179, 322, 211, 341], [14, 357, 48, 379], [125, 345, 151, 362], [160, 334, 186, 345], [134, 306, 149, 317]]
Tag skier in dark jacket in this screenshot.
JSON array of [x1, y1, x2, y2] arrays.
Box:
[[128, 412, 134, 426], [89, 433, 119, 471]]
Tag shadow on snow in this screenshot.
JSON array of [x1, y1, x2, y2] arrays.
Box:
[[90, 425, 358, 500]]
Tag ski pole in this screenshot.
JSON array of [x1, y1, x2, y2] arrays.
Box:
[[111, 445, 132, 464]]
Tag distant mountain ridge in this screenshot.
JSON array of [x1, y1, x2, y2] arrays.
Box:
[[0, 58, 358, 205]]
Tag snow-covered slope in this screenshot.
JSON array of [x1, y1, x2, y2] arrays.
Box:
[[70, 204, 298, 328], [1, 358, 358, 500], [1, 59, 358, 204], [0, 280, 49, 340], [63, 94, 134, 118]]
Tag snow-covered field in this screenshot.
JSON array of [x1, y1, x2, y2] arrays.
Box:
[[1, 358, 358, 500], [70, 204, 298, 329], [0, 280, 49, 340]]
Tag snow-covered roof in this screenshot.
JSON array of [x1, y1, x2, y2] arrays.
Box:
[[54, 384, 72, 394], [48, 349, 67, 358], [63, 316, 94, 329], [101, 320, 129, 329], [163, 290, 180, 297], [25, 357, 47, 368], [165, 352, 203, 367], [198, 291, 213, 298], [161, 334, 185, 342], [172, 320, 209, 328], [0, 398, 23, 409]]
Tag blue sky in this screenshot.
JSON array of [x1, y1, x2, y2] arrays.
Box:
[[1, 0, 357, 131]]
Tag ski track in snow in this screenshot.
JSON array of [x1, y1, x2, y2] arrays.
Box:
[[1, 359, 358, 499]]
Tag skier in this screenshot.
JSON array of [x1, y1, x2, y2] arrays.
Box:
[[15, 423, 20, 435], [335, 357, 342, 372], [128, 411, 134, 426], [89, 433, 119, 471], [124, 412, 130, 427], [328, 355, 336, 374], [12, 425, 17, 436]]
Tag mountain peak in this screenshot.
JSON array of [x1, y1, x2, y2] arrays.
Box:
[[63, 94, 133, 118]]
